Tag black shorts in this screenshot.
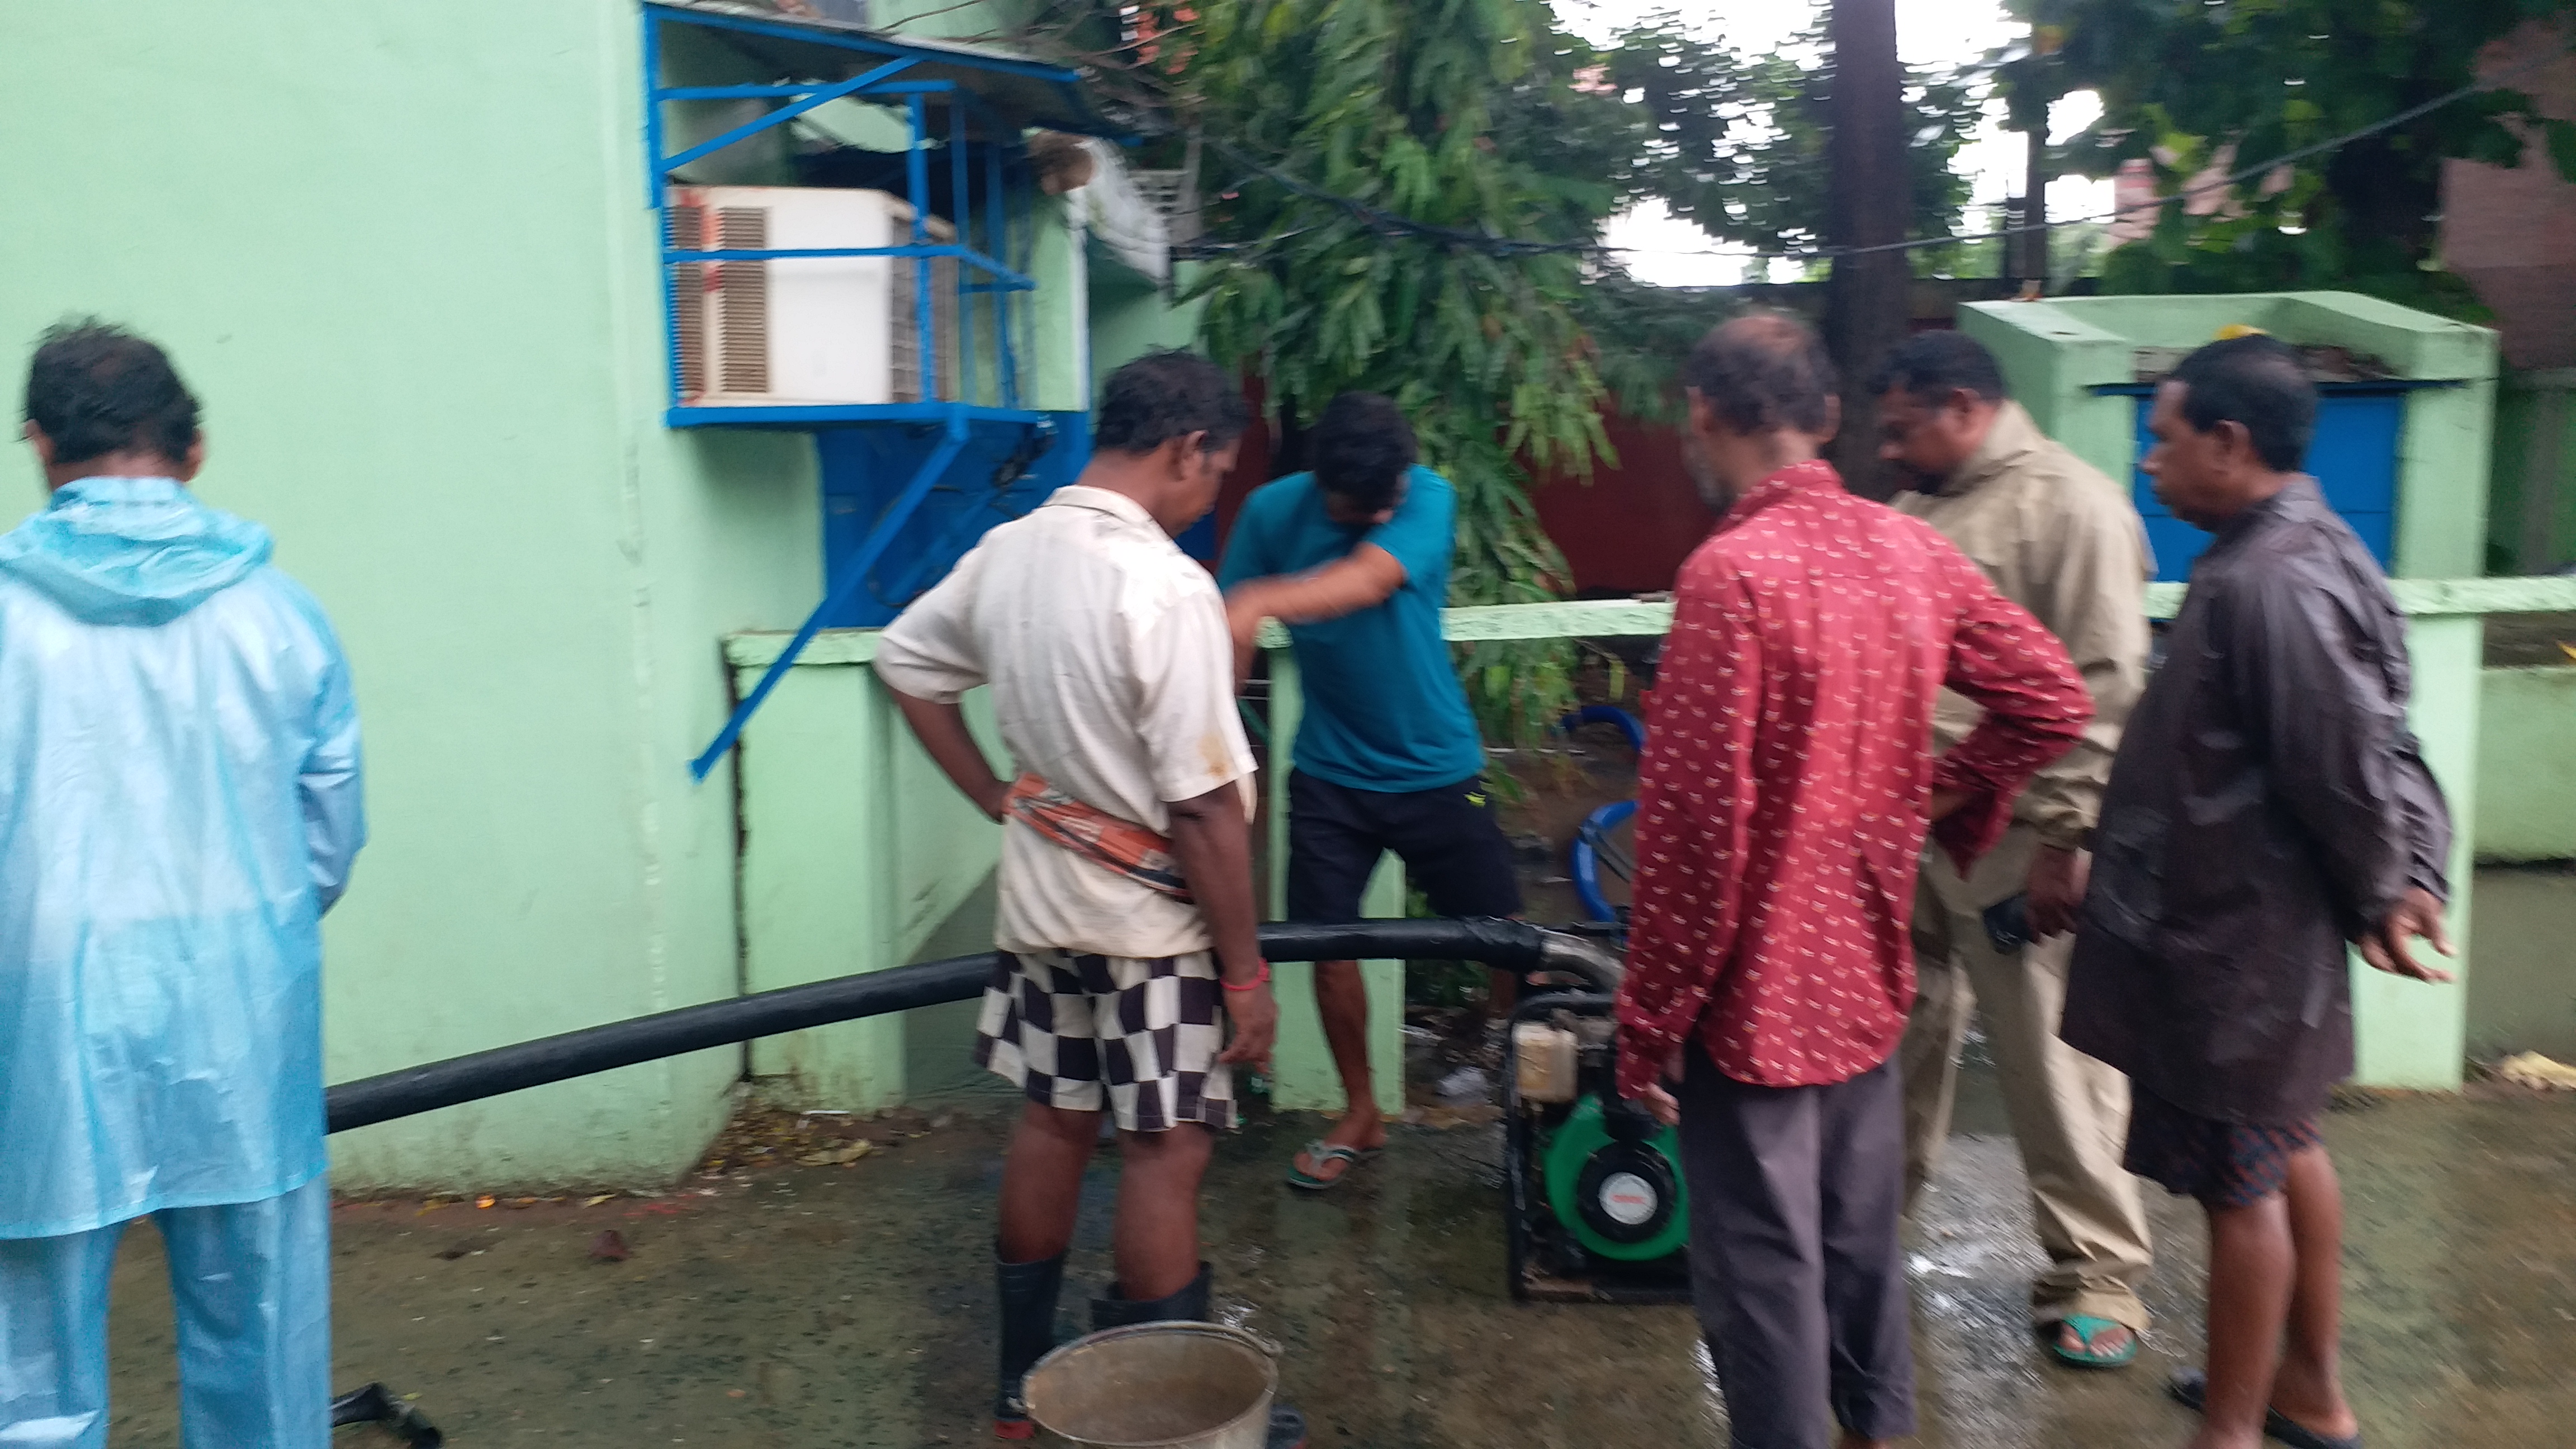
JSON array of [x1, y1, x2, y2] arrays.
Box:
[[1285, 769, 1523, 924]]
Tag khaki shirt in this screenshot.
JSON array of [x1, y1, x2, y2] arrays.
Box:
[[1893, 401, 2152, 850]]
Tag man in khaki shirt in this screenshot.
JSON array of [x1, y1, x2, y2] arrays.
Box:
[[1872, 330, 2158, 1368]]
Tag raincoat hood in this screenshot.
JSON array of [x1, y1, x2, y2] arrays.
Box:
[[0, 475, 273, 626]]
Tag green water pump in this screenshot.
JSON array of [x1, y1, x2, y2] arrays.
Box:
[[1504, 1005, 1694, 1303], [1542, 1096, 1691, 1263]]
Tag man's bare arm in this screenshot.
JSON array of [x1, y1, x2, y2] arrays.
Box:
[[1165, 782, 1278, 1069], [1224, 543, 1408, 667], [889, 688, 1009, 821]]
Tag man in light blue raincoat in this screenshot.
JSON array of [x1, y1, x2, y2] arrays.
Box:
[[0, 320, 364, 1448]]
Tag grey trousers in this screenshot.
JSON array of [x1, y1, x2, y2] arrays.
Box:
[[1679, 1052, 1915, 1449]]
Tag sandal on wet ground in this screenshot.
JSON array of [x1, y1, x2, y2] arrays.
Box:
[[2039, 1314, 2141, 1369], [2168, 1367, 2362, 1449], [1285, 1140, 1382, 1191]]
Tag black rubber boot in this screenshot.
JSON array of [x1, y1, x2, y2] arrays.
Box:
[[993, 1249, 1066, 1441], [1091, 1264, 1307, 1449]]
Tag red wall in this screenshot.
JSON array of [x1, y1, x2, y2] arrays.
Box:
[[1528, 415, 1714, 596], [1210, 383, 1278, 555]]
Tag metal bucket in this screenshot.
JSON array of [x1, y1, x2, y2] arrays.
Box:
[[1021, 1322, 1278, 1449]]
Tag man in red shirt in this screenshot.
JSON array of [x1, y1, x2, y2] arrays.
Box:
[[1617, 315, 2094, 1449]]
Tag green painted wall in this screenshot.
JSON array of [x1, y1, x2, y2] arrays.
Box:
[[727, 583, 2576, 1111], [724, 633, 1007, 1112], [1261, 650, 1409, 1117], [2356, 617, 2479, 1089], [1963, 293, 2511, 1087], [1090, 261, 1209, 394], [2488, 371, 2576, 574], [2477, 667, 2576, 863], [0, 1, 831, 1189], [1962, 292, 2500, 577]]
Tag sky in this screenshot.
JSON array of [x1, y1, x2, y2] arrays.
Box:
[[1552, 0, 2118, 286]]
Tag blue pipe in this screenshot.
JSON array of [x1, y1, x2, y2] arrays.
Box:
[[1559, 704, 1645, 755], [1571, 799, 1636, 925]]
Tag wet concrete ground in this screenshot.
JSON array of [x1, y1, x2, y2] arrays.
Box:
[[97, 1079, 2576, 1447]]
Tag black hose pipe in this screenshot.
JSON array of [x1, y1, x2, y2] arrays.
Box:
[[325, 918, 1615, 1135]]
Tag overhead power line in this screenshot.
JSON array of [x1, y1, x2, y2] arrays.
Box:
[[1198, 37, 2574, 268]]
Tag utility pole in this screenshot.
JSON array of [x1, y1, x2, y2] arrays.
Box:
[[2023, 103, 2051, 289], [1823, 0, 1910, 499]]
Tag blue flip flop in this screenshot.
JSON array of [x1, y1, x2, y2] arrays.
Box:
[[1286, 1140, 1381, 1191], [2040, 1315, 2141, 1370]]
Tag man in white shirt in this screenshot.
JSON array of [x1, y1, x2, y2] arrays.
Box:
[[874, 351, 1299, 1447]]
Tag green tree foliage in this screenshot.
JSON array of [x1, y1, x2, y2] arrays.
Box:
[[1572, 10, 1983, 432], [1136, 0, 1641, 740], [2016, 0, 2576, 312], [1603, 17, 1982, 274], [1039, 1, 1987, 735]]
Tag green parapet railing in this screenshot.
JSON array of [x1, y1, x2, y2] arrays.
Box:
[[1248, 575, 2576, 650], [1252, 574, 2576, 1107], [721, 575, 2573, 1117]]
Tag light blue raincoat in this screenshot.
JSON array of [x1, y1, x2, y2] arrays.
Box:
[[0, 477, 363, 1239]]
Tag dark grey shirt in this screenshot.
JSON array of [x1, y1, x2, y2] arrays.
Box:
[[2061, 476, 2451, 1124]]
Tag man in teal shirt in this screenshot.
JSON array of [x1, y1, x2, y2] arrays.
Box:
[[1220, 392, 1519, 1188]]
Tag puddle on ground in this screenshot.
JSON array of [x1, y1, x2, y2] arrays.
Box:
[[90, 1081, 2576, 1448]]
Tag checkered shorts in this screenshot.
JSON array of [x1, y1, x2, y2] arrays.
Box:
[[973, 949, 1235, 1132]]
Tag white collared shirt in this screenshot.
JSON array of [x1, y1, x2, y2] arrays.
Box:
[[874, 486, 1255, 959]]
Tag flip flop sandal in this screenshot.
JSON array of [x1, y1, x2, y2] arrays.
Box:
[[2169, 1368, 2363, 1449], [2039, 1315, 2141, 1370], [1285, 1141, 1381, 1192]]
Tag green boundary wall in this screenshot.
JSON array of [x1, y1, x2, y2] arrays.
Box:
[[732, 574, 2576, 1112]]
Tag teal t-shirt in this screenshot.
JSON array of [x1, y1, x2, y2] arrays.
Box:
[[1218, 466, 1485, 793]]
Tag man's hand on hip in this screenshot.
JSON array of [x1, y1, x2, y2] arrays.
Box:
[[2025, 844, 2091, 939]]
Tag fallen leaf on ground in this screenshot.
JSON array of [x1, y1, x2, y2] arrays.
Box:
[[589, 1229, 632, 1262], [2498, 1052, 2576, 1090], [798, 1142, 873, 1166], [583, 1194, 614, 1208]]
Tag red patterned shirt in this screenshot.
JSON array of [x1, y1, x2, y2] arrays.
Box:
[[1615, 461, 2091, 1095]]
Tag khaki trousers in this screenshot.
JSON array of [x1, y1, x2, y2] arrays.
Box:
[[1900, 826, 2153, 1331]]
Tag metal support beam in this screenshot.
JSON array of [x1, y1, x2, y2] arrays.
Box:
[[875, 420, 1057, 606], [907, 93, 934, 401], [657, 56, 919, 177], [690, 411, 974, 780], [642, 2, 1090, 86], [988, 128, 1016, 410], [659, 245, 1033, 291], [951, 88, 975, 406]]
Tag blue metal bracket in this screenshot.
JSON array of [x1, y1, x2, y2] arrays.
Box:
[[646, 3, 1034, 423], [875, 419, 1058, 604], [666, 402, 1050, 430], [658, 56, 918, 176], [642, 2, 1097, 89], [646, 0, 1114, 774], [666, 246, 1034, 292], [690, 410, 976, 781]]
